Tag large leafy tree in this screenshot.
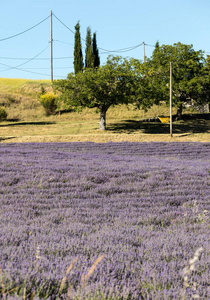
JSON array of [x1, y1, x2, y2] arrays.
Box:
[[73, 22, 83, 74], [149, 42, 208, 118], [54, 57, 135, 130], [123, 57, 157, 111]]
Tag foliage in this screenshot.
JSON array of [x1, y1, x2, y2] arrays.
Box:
[[74, 22, 84, 74], [92, 32, 100, 68], [40, 85, 46, 96], [56, 42, 209, 128], [85, 29, 100, 70], [85, 27, 93, 69], [121, 57, 157, 111], [54, 56, 136, 129], [39, 92, 58, 116], [55, 47, 210, 127], [204, 55, 210, 104], [149, 42, 209, 118], [0, 106, 7, 121], [0, 142, 209, 299]]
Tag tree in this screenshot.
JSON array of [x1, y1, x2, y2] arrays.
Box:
[[85, 27, 93, 68], [74, 21, 83, 74], [92, 32, 100, 68], [149, 42, 208, 118], [203, 55, 210, 106], [123, 57, 157, 111], [54, 57, 134, 130]]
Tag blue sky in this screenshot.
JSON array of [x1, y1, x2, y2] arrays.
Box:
[[0, 0, 209, 80]]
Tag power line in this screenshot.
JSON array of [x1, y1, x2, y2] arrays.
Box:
[[0, 61, 66, 78], [99, 43, 143, 54], [53, 56, 74, 59], [52, 13, 87, 46], [0, 15, 50, 42], [0, 11, 208, 80], [53, 13, 75, 35], [0, 61, 50, 76], [1, 45, 50, 72], [145, 43, 155, 47], [1, 66, 74, 70], [0, 56, 73, 60], [53, 13, 143, 53], [54, 40, 73, 46], [51, 14, 210, 57]]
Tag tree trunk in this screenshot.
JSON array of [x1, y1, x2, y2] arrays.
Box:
[[176, 103, 183, 120], [99, 107, 107, 130]]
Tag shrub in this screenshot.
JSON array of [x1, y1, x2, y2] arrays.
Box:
[[39, 93, 58, 116], [0, 107, 7, 121], [40, 85, 46, 95]]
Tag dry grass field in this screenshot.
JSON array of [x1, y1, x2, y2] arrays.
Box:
[[0, 78, 209, 143]]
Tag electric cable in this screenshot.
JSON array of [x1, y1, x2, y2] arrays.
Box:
[[99, 43, 143, 54], [54, 40, 74, 46], [1, 45, 50, 72], [1, 12, 208, 79], [0, 61, 50, 76], [53, 57, 74, 59], [53, 13, 88, 45], [0, 15, 50, 42], [0, 61, 66, 78], [53, 13, 75, 35], [53, 14, 143, 53], [53, 12, 143, 53], [7, 66, 74, 70], [0, 56, 73, 60], [52, 15, 154, 55], [145, 43, 155, 47]]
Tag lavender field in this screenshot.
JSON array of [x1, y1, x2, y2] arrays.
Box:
[[0, 142, 209, 300]]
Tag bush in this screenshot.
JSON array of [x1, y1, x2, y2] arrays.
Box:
[[39, 93, 58, 116], [0, 107, 7, 121]]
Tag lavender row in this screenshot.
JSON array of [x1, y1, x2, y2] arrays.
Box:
[[0, 142, 209, 299]]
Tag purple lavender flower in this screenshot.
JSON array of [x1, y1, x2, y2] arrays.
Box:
[[0, 142, 209, 299]]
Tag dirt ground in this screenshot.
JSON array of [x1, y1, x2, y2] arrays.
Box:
[[1, 132, 209, 143]]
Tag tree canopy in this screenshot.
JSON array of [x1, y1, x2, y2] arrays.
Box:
[[148, 42, 208, 118], [55, 42, 209, 130], [54, 57, 135, 130]]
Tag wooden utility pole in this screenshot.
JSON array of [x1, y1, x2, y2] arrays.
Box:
[[170, 62, 173, 137], [50, 10, 53, 83], [143, 41, 145, 62]]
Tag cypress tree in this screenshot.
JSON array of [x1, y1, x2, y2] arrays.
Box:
[[92, 32, 100, 68], [85, 27, 93, 68], [74, 21, 83, 74]]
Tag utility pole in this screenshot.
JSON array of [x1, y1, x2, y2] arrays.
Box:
[[170, 62, 173, 137], [143, 41, 145, 63], [50, 10, 53, 83]]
